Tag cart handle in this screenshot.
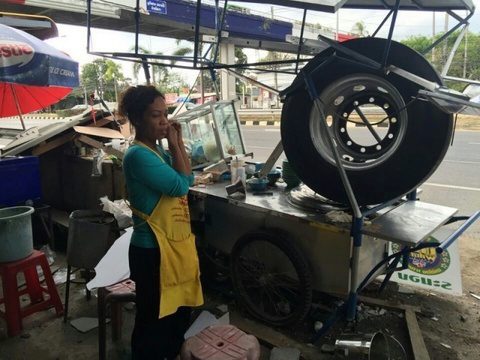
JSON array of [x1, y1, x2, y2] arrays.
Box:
[[436, 211, 480, 254]]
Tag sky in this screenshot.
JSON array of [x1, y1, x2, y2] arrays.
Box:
[[45, 0, 480, 87]]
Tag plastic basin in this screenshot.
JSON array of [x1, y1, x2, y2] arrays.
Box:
[[0, 206, 34, 263], [247, 177, 269, 191]]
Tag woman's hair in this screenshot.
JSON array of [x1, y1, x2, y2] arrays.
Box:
[[118, 85, 165, 129]]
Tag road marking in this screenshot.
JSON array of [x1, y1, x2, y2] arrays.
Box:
[[248, 145, 282, 150], [443, 160, 480, 165], [468, 142, 480, 145], [424, 182, 480, 192], [242, 128, 279, 132]]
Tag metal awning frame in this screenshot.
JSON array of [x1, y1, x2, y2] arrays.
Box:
[[86, 0, 475, 76], [86, 0, 315, 83]]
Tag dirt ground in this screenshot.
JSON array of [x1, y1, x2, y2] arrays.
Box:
[[416, 232, 480, 360], [197, 227, 480, 360], [358, 231, 480, 360], [455, 115, 480, 131], [1, 229, 478, 360]]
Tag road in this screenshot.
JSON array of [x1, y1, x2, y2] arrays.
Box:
[[241, 126, 480, 232]]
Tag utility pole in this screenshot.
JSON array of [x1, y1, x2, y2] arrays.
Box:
[[463, 25, 468, 78], [114, 77, 119, 104], [432, 12, 435, 62], [336, 10, 339, 41], [443, 13, 448, 67], [271, 6, 278, 107]]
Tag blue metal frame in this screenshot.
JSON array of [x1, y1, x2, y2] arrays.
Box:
[[301, 57, 480, 340], [311, 209, 479, 342], [86, 0, 474, 74]]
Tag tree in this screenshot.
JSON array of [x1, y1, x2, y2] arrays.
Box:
[[234, 47, 248, 94], [258, 51, 294, 68], [402, 30, 480, 90], [131, 42, 193, 88], [351, 21, 369, 37], [131, 46, 167, 85], [401, 35, 433, 54], [258, 51, 294, 90], [81, 58, 125, 101], [160, 72, 189, 94]]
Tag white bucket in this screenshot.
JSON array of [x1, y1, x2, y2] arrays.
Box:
[[0, 206, 34, 262]]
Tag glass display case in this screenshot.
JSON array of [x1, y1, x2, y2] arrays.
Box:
[[172, 100, 247, 168]]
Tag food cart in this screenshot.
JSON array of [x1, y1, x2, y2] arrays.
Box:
[[173, 99, 478, 332], [85, 0, 480, 335]]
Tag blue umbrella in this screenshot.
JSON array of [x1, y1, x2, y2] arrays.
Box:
[[0, 24, 79, 129]]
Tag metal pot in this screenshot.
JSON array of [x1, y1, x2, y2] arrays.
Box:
[[335, 332, 390, 360]]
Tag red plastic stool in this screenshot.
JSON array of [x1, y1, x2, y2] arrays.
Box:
[[0, 250, 64, 337], [180, 325, 261, 360]]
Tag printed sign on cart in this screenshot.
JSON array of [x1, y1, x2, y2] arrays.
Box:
[[147, 0, 167, 15], [386, 228, 463, 296]]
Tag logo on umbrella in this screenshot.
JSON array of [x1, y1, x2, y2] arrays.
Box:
[[0, 24, 79, 131], [0, 40, 34, 68]]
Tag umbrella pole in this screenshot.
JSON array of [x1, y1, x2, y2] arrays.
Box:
[[11, 84, 26, 131]]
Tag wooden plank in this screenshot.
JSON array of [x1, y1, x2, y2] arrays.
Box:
[[358, 295, 421, 313], [74, 125, 124, 139], [230, 313, 329, 360], [405, 308, 431, 360], [77, 134, 124, 160], [31, 132, 76, 156], [90, 117, 113, 128], [118, 121, 132, 139]]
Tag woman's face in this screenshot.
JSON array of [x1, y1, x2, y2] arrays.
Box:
[[141, 96, 169, 140]]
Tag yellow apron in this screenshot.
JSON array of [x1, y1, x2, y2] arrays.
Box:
[[131, 142, 204, 318]]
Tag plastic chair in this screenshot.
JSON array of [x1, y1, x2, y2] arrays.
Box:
[[63, 210, 118, 322]]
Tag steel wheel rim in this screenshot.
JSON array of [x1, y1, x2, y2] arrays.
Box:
[[309, 74, 408, 171]]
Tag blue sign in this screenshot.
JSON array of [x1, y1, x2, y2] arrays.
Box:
[[147, 0, 167, 15]]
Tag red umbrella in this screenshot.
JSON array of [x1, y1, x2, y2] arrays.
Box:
[[0, 83, 72, 117], [0, 24, 79, 129]]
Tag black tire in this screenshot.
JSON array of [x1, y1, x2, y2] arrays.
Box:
[[281, 37, 453, 206], [230, 229, 312, 327]]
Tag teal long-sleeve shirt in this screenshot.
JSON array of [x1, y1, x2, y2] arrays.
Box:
[[123, 144, 194, 248]]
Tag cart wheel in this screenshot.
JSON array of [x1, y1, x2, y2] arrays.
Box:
[[231, 230, 312, 327], [281, 37, 452, 206]]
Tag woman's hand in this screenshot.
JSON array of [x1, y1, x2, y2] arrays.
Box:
[[169, 121, 183, 142], [166, 123, 179, 148], [167, 121, 191, 174]]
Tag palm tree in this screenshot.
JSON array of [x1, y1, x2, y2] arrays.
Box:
[[351, 21, 369, 37], [130, 46, 167, 85], [130, 43, 193, 86], [81, 58, 125, 101], [259, 51, 294, 90]]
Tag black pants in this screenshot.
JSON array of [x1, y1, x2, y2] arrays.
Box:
[[129, 245, 191, 360]]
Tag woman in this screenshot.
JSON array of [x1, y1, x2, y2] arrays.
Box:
[[120, 85, 203, 360]]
